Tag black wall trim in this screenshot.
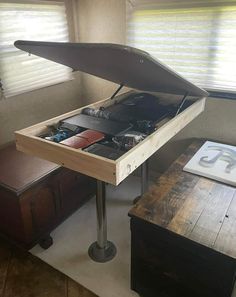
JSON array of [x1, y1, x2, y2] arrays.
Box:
[[208, 90, 236, 100]]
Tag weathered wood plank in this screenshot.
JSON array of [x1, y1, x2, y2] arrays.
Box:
[[129, 140, 204, 223], [189, 183, 235, 248], [214, 191, 236, 258], [168, 178, 215, 236], [130, 173, 200, 227], [149, 173, 200, 227]]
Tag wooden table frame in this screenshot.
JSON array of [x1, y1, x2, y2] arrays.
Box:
[[15, 91, 206, 262]]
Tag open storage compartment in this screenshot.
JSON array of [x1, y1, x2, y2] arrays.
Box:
[[14, 41, 207, 186], [15, 90, 205, 185]]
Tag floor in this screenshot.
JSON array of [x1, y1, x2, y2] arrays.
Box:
[[2, 172, 236, 297], [0, 237, 97, 297], [30, 176, 142, 297]]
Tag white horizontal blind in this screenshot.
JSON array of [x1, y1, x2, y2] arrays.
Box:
[[0, 2, 72, 98], [127, 1, 236, 93]]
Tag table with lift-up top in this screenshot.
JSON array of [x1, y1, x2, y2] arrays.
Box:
[[14, 40, 208, 262]]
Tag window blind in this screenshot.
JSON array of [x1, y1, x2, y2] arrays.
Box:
[[0, 2, 71, 98], [127, 1, 236, 93]]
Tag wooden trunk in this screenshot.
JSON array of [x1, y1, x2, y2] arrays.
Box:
[[0, 145, 96, 249], [129, 141, 236, 297]]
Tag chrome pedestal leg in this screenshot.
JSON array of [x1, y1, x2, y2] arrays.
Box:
[[133, 161, 149, 204], [141, 161, 148, 196], [88, 180, 116, 262]]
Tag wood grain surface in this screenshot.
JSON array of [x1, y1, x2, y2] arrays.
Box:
[[0, 237, 97, 297], [129, 140, 236, 259]]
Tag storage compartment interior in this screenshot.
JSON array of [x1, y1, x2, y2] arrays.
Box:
[[30, 91, 199, 161], [15, 90, 205, 185]]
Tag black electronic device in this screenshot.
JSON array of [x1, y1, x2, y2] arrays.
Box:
[[106, 92, 173, 123], [59, 122, 82, 133], [62, 114, 132, 136], [84, 144, 124, 160]]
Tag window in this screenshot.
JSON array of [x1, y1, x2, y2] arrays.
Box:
[[0, 1, 72, 98], [127, 1, 236, 94]]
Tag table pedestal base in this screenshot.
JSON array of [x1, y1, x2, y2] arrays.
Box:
[[88, 241, 117, 263], [88, 180, 116, 262]]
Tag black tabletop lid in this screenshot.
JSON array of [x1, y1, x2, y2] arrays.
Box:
[[14, 40, 208, 97]]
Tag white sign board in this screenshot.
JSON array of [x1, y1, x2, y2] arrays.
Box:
[[184, 141, 236, 186]]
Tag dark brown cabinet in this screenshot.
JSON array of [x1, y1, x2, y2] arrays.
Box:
[[0, 144, 96, 249]]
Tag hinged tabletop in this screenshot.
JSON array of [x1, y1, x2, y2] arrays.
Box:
[[14, 41, 208, 97]]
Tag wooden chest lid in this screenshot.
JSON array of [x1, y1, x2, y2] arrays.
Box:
[[129, 140, 236, 259], [14, 41, 208, 98], [0, 144, 59, 194]]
